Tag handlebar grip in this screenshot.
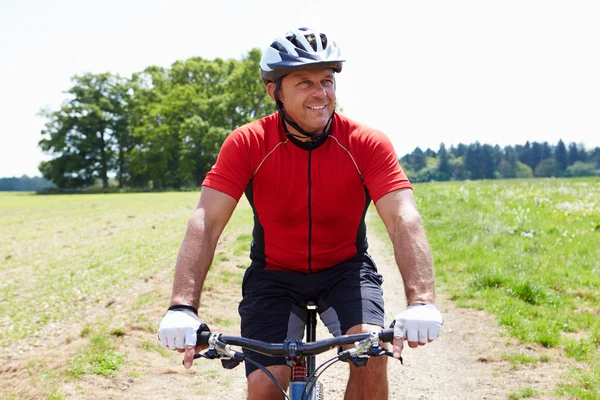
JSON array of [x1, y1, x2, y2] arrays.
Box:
[[380, 328, 395, 343], [198, 330, 212, 345]]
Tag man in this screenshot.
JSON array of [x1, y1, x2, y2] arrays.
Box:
[[158, 27, 443, 400]]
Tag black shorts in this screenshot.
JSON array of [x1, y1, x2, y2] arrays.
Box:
[[238, 253, 385, 377]]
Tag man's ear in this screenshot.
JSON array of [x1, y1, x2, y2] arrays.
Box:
[[267, 82, 277, 102]]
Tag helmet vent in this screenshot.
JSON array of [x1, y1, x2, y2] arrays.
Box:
[[304, 34, 317, 51], [286, 34, 306, 51], [270, 41, 289, 54], [319, 34, 328, 50]]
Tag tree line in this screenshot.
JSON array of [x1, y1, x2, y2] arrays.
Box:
[[38, 49, 275, 189], [0, 176, 55, 191], [400, 141, 600, 183], [37, 48, 598, 190]]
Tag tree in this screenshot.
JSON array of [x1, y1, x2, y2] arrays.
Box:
[[410, 147, 427, 171], [534, 158, 557, 177], [567, 142, 581, 165], [481, 144, 496, 179], [465, 142, 483, 179], [492, 145, 503, 170], [0, 176, 55, 191], [541, 141, 553, 161], [39, 73, 130, 188], [590, 147, 600, 169], [503, 146, 518, 178], [519, 141, 531, 167], [515, 162, 533, 178], [437, 143, 451, 181], [555, 140, 568, 175], [451, 143, 469, 158], [497, 160, 514, 179], [564, 162, 597, 177], [424, 148, 437, 158], [451, 157, 468, 180], [530, 142, 543, 170]]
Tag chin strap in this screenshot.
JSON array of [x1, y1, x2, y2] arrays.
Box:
[[275, 80, 335, 143]]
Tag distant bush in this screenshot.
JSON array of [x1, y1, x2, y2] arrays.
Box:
[[563, 162, 598, 177], [0, 176, 55, 191], [515, 162, 534, 178], [534, 158, 558, 177]]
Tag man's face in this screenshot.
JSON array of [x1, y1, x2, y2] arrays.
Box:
[[269, 68, 336, 135]]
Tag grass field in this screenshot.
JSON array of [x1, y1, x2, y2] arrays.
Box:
[[372, 177, 600, 399], [1, 177, 599, 399]]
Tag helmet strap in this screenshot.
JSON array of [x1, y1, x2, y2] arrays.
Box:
[[274, 79, 335, 143]]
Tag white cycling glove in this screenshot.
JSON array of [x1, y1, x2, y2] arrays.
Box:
[[157, 308, 203, 350], [393, 303, 443, 344]]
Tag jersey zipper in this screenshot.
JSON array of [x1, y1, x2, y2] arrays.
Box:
[[307, 149, 313, 273]]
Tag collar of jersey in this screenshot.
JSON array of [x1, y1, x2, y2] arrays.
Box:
[[286, 133, 329, 151]]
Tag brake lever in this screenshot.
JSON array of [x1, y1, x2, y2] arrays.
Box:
[[368, 347, 403, 364]]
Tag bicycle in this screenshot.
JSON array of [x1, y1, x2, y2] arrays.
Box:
[[191, 302, 401, 400]]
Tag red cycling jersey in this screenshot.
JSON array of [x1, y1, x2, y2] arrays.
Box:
[[202, 113, 412, 273]]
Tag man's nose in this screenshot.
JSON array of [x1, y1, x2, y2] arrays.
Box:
[[311, 83, 328, 98]]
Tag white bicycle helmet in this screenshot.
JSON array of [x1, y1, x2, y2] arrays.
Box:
[[260, 27, 344, 83]]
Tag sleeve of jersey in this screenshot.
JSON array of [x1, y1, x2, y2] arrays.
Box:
[[201, 131, 253, 202], [361, 131, 412, 204]]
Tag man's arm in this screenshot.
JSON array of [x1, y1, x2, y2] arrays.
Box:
[[375, 188, 435, 305], [158, 186, 238, 368], [375, 188, 441, 357], [170, 186, 238, 309]]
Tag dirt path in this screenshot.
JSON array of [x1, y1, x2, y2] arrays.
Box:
[[1, 217, 573, 399]]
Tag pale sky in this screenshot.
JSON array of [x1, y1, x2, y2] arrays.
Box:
[[1, 0, 599, 178]]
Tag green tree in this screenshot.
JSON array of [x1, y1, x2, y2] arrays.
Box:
[[437, 143, 451, 181], [567, 142, 581, 165], [451, 156, 469, 180], [530, 142, 543, 170], [564, 161, 597, 177], [515, 162, 533, 178], [410, 147, 427, 171], [0, 176, 55, 191], [555, 140, 568, 175], [129, 50, 275, 188], [503, 145, 518, 178], [39, 73, 129, 188], [450, 143, 468, 158], [481, 144, 496, 179], [465, 142, 483, 179], [534, 158, 557, 177], [590, 147, 600, 169], [497, 160, 514, 179], [518, 141, 531, 168]]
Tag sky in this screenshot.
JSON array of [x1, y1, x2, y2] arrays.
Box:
[[1, 0, 599, 178]]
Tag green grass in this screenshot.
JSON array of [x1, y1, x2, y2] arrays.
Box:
[[233, 233, 252, 256], [502, 352, 546, 369], [2, 179, 599, 398], [140, 340, 170, 357], [507, 387, 537, 399], [0, 192, 203, 344], [369, 177, 600, 398], [67, 331, 124, 377], [0, 190, 254, 397], [557, 364, 600, 400], [0, 191, 252, 344]]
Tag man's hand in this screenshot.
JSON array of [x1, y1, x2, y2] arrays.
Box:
[[392, 303, 443, 359], [157, 309, 204, 369]]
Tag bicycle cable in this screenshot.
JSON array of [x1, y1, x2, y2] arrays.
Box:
[[302, 355, 339, 400], [198, 349, 290, 400], [302, 346, 399, 398], [243, 357, 290, 400]]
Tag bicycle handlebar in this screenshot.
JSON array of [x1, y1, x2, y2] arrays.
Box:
[[198, 328, 395, 358]]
